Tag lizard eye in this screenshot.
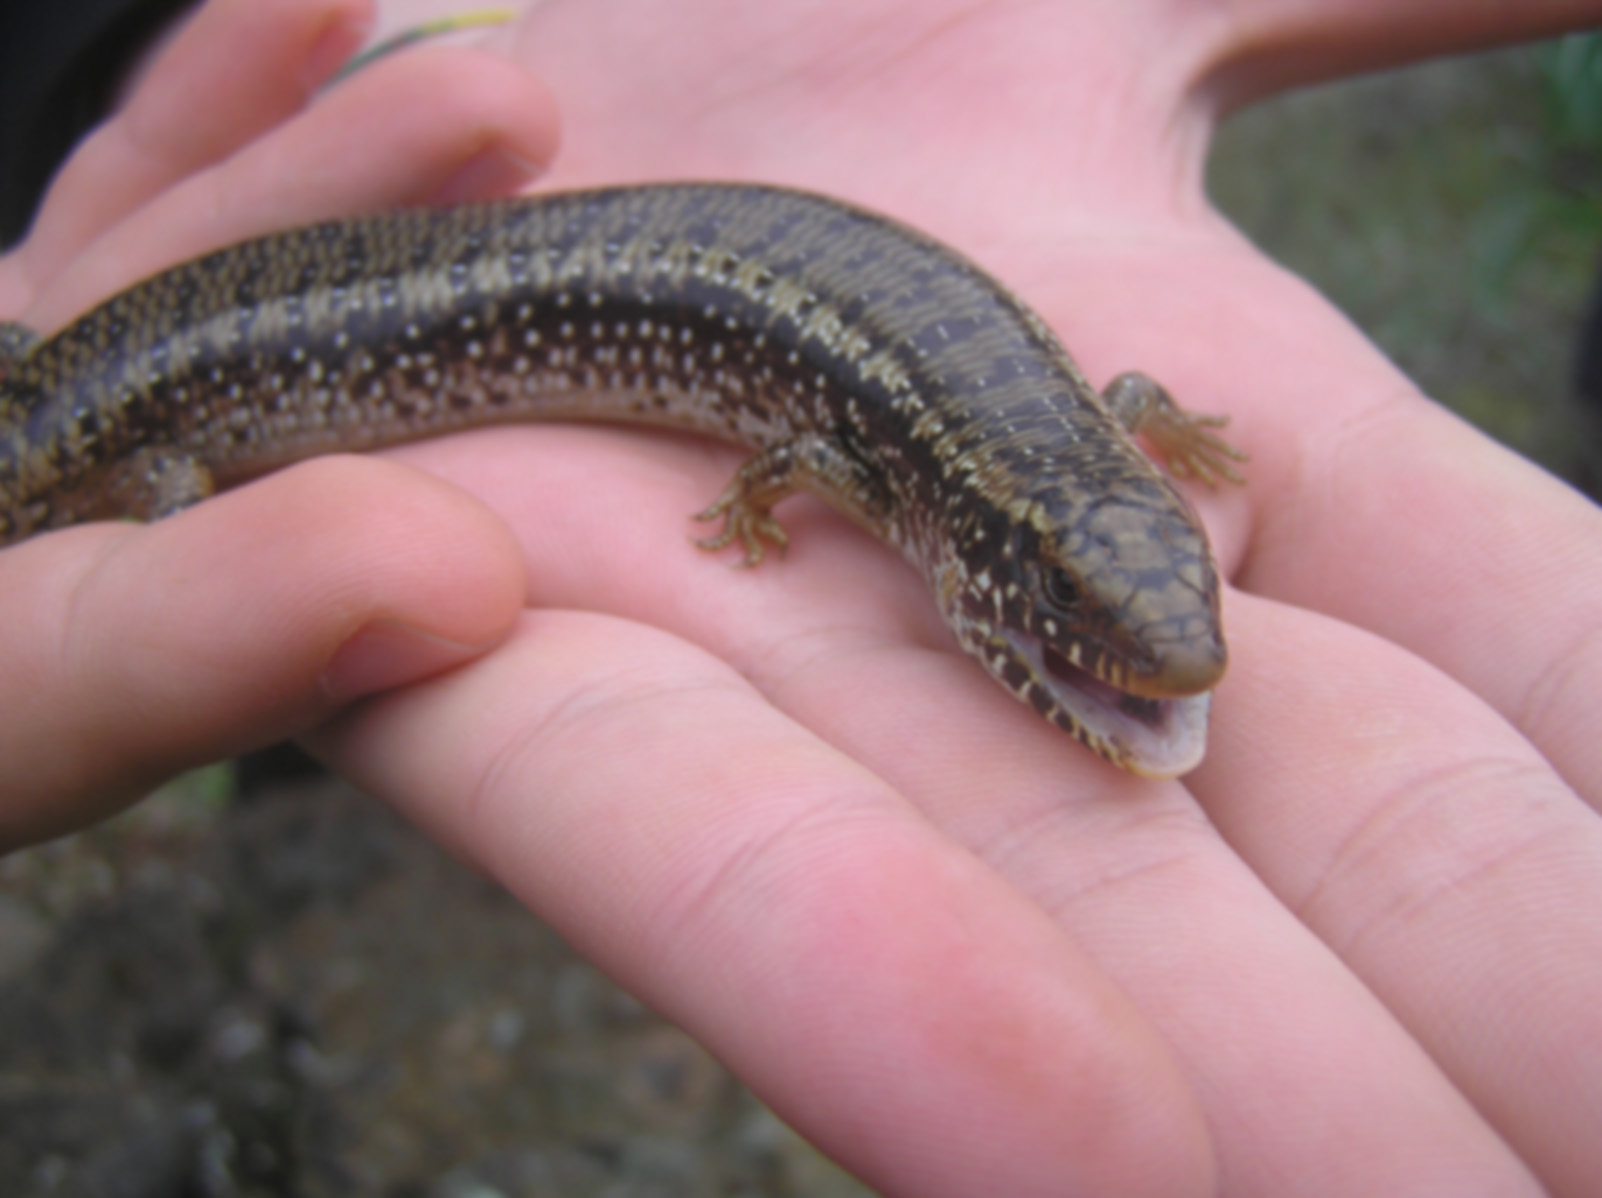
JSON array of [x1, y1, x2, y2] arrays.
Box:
[[1042, 568, 1082, 612]]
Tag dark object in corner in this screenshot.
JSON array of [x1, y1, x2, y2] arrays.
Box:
[[1577, 255, 1602, 409], [0, 0, 194, 248], [1573, 255, 1602, 502]]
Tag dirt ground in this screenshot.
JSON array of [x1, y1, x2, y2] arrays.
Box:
[[0, 767, 872, 1197]]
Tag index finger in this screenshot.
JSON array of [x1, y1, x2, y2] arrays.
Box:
[[3, 0, 374, 304]]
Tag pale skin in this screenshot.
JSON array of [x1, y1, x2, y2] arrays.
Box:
[[3, 0, 1602, 1193]]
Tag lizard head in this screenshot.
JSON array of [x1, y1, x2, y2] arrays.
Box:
[[937, 470, 1226, 778]]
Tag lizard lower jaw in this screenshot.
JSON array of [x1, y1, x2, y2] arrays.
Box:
[[1021, 635, 1212, 778]]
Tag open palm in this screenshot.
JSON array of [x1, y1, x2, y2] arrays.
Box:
[[3, 1, 1600, 1194]]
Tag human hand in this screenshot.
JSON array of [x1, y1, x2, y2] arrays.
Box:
[[324, 2, 1602, 1194], [7, 1, 1602, 1195], [0, 0, 557, 843]]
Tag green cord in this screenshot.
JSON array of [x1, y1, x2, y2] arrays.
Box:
[[333, 8, 519, 81]]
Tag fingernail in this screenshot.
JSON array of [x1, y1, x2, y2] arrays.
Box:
[[431, 146, 544, 205], [320, 620, 486, 701]]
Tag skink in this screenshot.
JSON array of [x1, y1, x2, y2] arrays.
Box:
[[0, 183, 1244, 776]]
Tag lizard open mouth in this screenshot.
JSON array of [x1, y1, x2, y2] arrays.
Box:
[[1007, 632, 1211, 778]]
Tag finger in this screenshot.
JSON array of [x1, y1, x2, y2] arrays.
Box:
[[25, 43, 559, 331], [1053, 245, 1602, 808], [380, 427, 1544, 1193], [1258, 392, 1602, 807], [1196, 590, 1602, 1198], [0, 457, 524, 851], [3, 0, 376, 306], [1245, 332, 1602, 806], [752, 610, 1547, 1193], [310, 609, 1215, 1198], [1201, 0, 1602, 106]]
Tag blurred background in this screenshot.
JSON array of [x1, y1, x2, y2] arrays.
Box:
[[2, 34, 1599, 1198], [1211, 33, 1602, 492]]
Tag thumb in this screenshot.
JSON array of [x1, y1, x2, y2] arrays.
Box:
[[0, 455, 525, 850]]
